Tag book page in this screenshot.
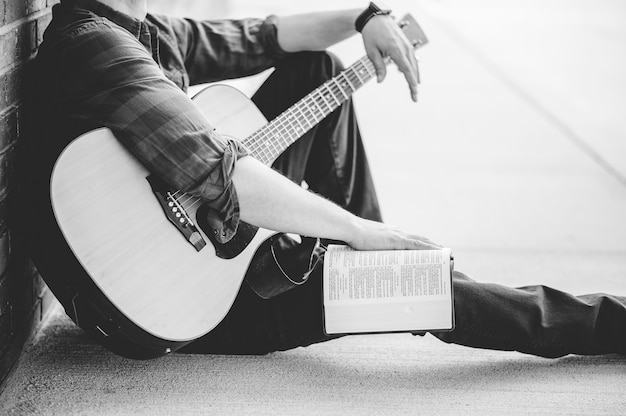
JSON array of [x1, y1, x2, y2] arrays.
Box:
[[323, 245, 454, 334], [325, 246, 452, 303]]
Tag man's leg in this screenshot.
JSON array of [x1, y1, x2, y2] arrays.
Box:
[[252, 51, 382, 222], [182, 266, 626, 356], [181, 52, 626, 357], [431, 271, 626, 357], [181, 266, 626, 356]]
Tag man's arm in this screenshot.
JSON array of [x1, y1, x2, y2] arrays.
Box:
[[232, 156, 441, 251], [52, 9, 436, 251], [276, 10, 362, 52], [277, 8, 420, 102], [229, 7, 430, 250], [162, 15, 287, 85]]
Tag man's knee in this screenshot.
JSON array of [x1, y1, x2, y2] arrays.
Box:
[[309, 50, 345, 78], [280, 50, 345, 83]]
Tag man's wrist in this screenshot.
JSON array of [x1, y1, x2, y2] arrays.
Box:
[[355, 2, 392, 33]]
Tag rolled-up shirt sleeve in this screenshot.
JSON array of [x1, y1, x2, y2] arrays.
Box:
[[162, 14, 287, 84], [55, 20, 248, 242]]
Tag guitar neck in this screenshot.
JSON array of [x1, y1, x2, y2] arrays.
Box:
[[243, 55, 378, 165], [241, 14, 428, 165]]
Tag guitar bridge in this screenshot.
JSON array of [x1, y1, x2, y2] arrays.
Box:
[[146, 175, 206, 252]]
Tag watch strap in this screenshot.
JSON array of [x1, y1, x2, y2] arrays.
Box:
[[355, 2, 392, 33]]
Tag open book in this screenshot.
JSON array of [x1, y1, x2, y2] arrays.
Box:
[[322, 245, 455, 335]]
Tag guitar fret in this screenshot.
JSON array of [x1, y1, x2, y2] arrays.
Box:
[[300, 99, 318, 126], [353, 62, 366, 80], [256, 132, 274, 164], [364, 61, 377, 78], [285, 111, 299, 139], [316, 89, 332, 114], [347, 66, 365, 89], [331, 81, 344, 100], [355, 59, 374, 81], [247, 133, 263, 153], [302, 94, 318, 122], [349, 64, 365, 88], [323, 83, 341, 107], [243, 134, 257, 155], [351, 65, 365, 85], [332, 78, 349, 99], [259, 146, 272, 164], [282, 112, 294, 139], [309, 93, 325, 121], [258, 146, 272, 164], [269, 128, 284, 158], [314, 96, 326, 118], [340, 72, 356, 92], [294, 106, 308, 133], [299, 110, 314, 133], [281, 114, 298, 147]]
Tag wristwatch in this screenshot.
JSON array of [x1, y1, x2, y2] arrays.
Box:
[[355, 2, 393, 33]]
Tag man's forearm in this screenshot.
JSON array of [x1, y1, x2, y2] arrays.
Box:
[[232, 156, 359, 242], [231, 156, 441, 251], [276, 9, 363, 52]]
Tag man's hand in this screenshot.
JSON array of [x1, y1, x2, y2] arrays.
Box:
[[277, 9, 420, 102], [345, 218, 442, 251], [361, 15, 420, 102]]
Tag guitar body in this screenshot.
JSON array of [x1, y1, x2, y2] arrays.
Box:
[[50, 85, 277, 343]]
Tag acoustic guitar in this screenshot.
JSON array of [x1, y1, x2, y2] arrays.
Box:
[[48, 15, 428, 344]]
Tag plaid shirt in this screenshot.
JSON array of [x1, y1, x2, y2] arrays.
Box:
[[36, 0, 287, 242]]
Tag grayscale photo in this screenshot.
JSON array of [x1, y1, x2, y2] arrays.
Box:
[[1, 0, 625, 414]]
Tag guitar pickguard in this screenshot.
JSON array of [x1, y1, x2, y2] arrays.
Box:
[[196, 204, 259, 259], [148, 173, 259, 259]]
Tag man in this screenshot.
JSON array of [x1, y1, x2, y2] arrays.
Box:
[[20, 0, 626, 358]]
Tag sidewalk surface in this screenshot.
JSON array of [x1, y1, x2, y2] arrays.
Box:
[[2, 1, 625, 414]]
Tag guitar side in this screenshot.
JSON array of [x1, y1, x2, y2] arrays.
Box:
[[50, 85, 276, 342]]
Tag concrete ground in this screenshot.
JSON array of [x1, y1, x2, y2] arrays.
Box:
[[1, 0, 625, 414]]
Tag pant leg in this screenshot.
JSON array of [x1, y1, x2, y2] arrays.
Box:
[[179, 263, 333, 354], [252, 51, 382, 221], [181, 266, 626, 356], [431, 271, 626, 358]]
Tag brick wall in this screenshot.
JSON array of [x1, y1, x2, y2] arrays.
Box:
[[0, 0, 58, 391]]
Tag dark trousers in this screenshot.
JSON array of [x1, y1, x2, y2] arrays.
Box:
[[180, 52, 626, 358]]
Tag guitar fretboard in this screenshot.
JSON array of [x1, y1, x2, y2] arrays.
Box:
[[242, 56, 378, 165]]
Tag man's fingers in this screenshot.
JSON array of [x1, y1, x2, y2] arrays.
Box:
[[414, 55, 420, 85], [361, 16, 421, 100], [367, 46, 387, 83], [405, 234, 443, 250], [412, 240, 443, 250], [389, 48, 418, 102]]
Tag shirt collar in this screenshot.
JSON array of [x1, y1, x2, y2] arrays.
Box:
[[62, 0, 144, 38]]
